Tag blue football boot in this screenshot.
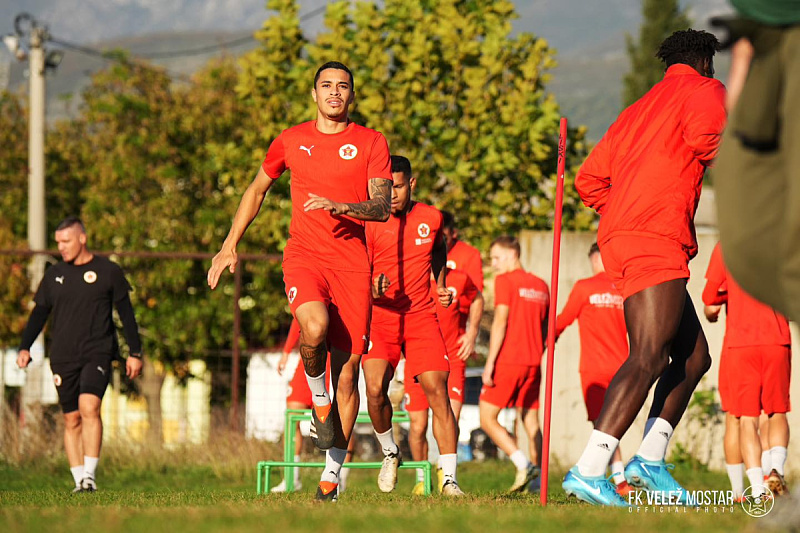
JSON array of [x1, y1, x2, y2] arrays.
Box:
[[624, 455, 689, 505], [562, 466, 630, 506]]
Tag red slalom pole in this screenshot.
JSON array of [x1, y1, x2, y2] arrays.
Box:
[[540, 117, 568, 506]]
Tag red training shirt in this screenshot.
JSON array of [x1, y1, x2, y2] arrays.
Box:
[[575, 64, 726, 258], [555, 272, 628, 377], [367, 202, 443, 314], [446, 239, 484, 328], [703, 243, 790, 348], [494, 269, 549, 367], [262, 121, 392, 272], [434, 269, 478, 366]]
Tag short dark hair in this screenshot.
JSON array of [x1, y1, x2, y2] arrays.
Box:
[[390, 155, 412, 178], [656, 29, 720, 68], [588, 242, 600, 257], [441, 210, 456, 231], [56, 216, 85, 233], [491, 235, 520, 257], [314, 61, 354, 90]]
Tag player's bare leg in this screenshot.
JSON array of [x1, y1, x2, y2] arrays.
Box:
[[480, 401, 535, 492], [518, 407, 542, 492], [760, 414, 772, 476], [314, 347, 361, 500], [766, 413, 790, 495], [723, 414, 745, 499], [418, 370, 462, 495], [78, 393, 102, 491], [573, 280, 709, 501], [450, 400, 463, 424], [408, 409, 430, 494], [295, 302, 334, 450], [740, 415, 767, 497], [63, 410, 84, 492], [363, 358, 400, 492]]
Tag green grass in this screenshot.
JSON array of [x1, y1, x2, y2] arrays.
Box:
[[0, 460, 773, 532]]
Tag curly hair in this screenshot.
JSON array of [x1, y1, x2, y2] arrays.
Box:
[[656, 29, 721, 67]]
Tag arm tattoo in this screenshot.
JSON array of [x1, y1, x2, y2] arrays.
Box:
[[343, 179, 391, 221], [300, 341, 328, 377]]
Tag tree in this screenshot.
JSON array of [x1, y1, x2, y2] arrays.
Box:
[[240, 0, 593, 251], [623, 0, 691, 107]]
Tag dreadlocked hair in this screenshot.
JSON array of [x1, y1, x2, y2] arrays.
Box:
[[656, 29, 721, 67]]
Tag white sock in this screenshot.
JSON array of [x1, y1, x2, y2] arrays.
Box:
[[84, 456, 98, 479], [306, 372, 331, 407], [321, 447, 348, 483], [577, 430, 619, 477], [70, 465, 84, 486], [761, 450, 772, 478], [726, 463, 745, 497], [510, 450, 530, 471], [610, 461, 625, 484], [375, 427, 399, 456], [440, 453, 457, 484], [637, 417, 673, 462], [340, 465, 350, 482], [771, 446, 787, 476], [417, 468, 425, 483], [293, 454, 301, 483], [746, 467, 765, 496]]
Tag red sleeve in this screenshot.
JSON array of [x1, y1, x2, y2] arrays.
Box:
[[461, 273, 478, 305], [575, 134, 613, 215], [702, 244, 728, 306], [283, 319, 300, 354], [465, 247, 484, 292], [368, 133, 392, 182], [494, 275, 512, 307], [555, 282, 584, 340], [261, 134, 287, 179], [682, 82, 727, 166]]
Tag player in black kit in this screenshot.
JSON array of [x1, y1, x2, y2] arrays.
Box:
[[17, 217, 143, 493]]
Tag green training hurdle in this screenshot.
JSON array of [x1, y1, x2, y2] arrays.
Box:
[[257, 460, 432, 495], [263, 409, 424, 494]]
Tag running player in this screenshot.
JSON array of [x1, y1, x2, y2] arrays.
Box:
[[563, 29, 726, 506], [405, 267, 483, 494], [555, 242, 631, 496], [363, 155, 464, 496], [703, 242, 791, 498], [207, 62, 392, 501], [480, 236, 548, 493], [17, 217, 143, 493]]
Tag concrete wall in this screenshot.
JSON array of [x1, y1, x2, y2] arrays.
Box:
[[516, 230, 799, 475]]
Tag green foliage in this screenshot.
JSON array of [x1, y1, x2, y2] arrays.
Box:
[[622, 0, 691, 107], [2, 0, 595, 366]]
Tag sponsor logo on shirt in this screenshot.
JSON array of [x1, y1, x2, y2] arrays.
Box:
[[55, 276, 64, 285], [339, 144, 358, 160], [83, 271, 97, 284], [299, 145, 314, 156], [588, 292, 624, 309], [287, 286, 298, 304], [53, 374, 62, 387], [519, 288, 547, 303]]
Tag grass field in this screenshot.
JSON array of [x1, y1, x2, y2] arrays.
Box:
[[2, 453, 786, 533]]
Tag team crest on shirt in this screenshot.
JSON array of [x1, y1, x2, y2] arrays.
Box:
[[417, 223, 431, 238], [446, 260, 456, 270], [53, 374, 62, 387], [287, 287, 298, 304], [339, 144, 358, 160], [83, 271, 97, 284], [447, 286, 458, 299]]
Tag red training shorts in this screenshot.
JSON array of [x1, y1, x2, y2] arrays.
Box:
[[283, 258, 371, 355], [726, 345, 791, 417], [404, 362, 466, 412], [600, 234, 690, 300], [364, 308, 450, 380], [580, 372, 615, 422], [718, 346, 732, 413], [480, 364, 541, 410]]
